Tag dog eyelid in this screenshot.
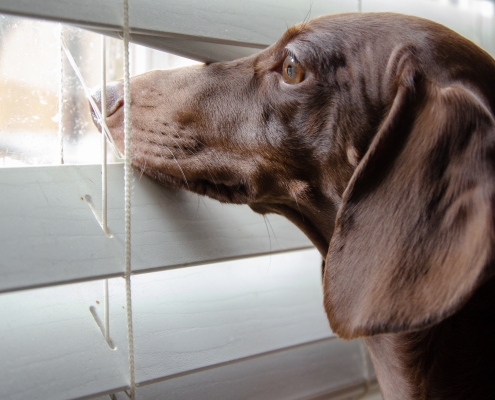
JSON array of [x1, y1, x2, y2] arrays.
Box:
[[285, 48, 298, 61]]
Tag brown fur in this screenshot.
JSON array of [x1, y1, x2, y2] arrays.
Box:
[[92, 13, 495, 399]]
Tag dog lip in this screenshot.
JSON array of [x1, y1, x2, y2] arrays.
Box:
[[146, 168, 250, 204], [192, 179, 250, 204], [164, 173, 249, 203]]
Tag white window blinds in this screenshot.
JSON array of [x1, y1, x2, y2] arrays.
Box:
[[0, 0, 354, 62]]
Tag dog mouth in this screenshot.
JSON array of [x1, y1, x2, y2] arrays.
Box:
[[139, 164, 251, 204], [189, 179, 250, 204]]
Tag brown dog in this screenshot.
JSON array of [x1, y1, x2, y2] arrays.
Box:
[[92, 13, 495, 399]]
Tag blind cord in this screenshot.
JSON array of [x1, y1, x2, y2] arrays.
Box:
[[123, 0, 136, 397], [101, 34, 112, 349], [58, 24, 64, 165], [59, 8, 136, 396], [101, 35, 109, 237]]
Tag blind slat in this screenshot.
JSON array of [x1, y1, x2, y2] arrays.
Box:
[[1, 0, 492, 61], [0, 250, 356, 400], [0, 164, 312, 294], [0, 279, 129, 400], [134, 339, 370, 400], [132, 250, 331, 384], [0, 0, 357, 61]]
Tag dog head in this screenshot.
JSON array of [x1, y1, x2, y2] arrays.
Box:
[[92, 13, 495, 339]]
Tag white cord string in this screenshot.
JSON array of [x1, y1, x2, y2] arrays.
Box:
[[101, 35, 112, 348], [101, 35, 109, 236], [58, 18, 134, 392], [358, 0, 362, 12], [58, 24, 64, 165], [123, 0, 136, 397]]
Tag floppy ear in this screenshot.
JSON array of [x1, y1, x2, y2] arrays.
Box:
[[324, 58, 495, 339]]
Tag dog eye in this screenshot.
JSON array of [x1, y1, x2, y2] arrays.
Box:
[[282, 55, 305, 84]]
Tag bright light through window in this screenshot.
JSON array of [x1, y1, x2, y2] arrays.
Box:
[[0, 14, 199, 167]]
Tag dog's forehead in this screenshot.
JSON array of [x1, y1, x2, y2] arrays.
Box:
[[293, 14, 434, 47], [277, 14, 383, 60], [270, 14, 394, 57], [278, 13, 453, 73]]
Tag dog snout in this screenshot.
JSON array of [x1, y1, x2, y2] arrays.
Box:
[[89, 80, 124, 128]]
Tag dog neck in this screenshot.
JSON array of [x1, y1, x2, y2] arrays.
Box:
[[250, 191, 339, 258], [364, 275, 495, 400]]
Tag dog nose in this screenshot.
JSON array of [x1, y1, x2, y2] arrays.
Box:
[[90, 81, 124, 128]]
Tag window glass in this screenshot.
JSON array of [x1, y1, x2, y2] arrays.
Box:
[[0, 14, 199, 167]]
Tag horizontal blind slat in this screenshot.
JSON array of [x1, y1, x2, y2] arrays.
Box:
[[131, 250, 331, 384], [134, 339, 369, 400], [1, 1, 492, 61], [0, 0, 357, 61], [0, 164, 312, 294], [0, 250, 353, 400]]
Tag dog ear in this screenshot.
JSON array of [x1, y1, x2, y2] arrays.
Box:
[[324, 57, 495, 339]]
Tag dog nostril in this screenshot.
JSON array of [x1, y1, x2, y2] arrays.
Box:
[[90, 80, 124, 120]]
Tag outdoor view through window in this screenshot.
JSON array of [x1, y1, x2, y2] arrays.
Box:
[[0, 14, 198, 167]]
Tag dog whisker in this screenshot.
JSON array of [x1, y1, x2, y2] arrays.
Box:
[[140, 158, 147, 180]]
